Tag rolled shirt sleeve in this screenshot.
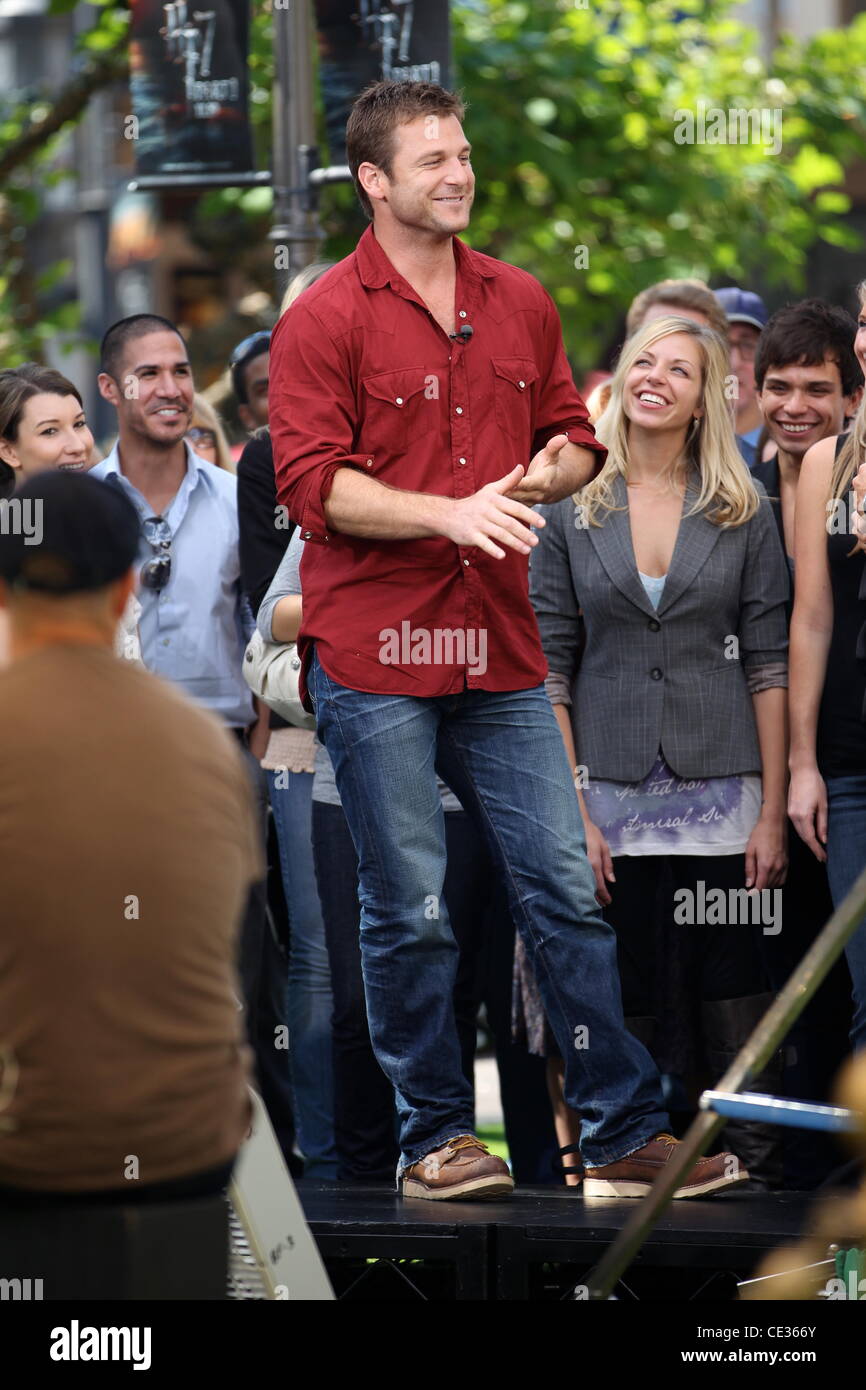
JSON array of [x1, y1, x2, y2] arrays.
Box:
[[746, 661, 788, 695], [544, 670, 573, 708]]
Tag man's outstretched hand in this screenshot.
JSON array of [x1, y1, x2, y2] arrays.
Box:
[[438, 434, 601, 558], [506, 434, 581, 506], [442, 464, 545, 559]]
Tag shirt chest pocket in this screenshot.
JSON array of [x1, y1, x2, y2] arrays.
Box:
[[360, 367, 433, 455], [492, 358, 540, 441]]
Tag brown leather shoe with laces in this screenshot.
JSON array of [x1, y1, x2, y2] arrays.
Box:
[[583, 1133, 749, 1198], [401, 1134, 515, 1201]]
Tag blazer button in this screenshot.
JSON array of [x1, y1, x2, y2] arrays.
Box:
[[648, 618, 661, 632], [650, 667, 663, 680]]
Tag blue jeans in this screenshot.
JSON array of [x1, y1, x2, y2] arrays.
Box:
[[268, 769, 338, 1179], [825, 774, 866, 1051], [307, 650, 668, 1172], [311, 798, 558, 1182]]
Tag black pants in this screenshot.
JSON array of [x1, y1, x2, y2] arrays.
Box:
[[0, 1160, 235, 1208], [758, 825, 852, 1188], [235, 742, 299, 1173], [602, 854, 768, 1021], [311, 800, 556, 1182]]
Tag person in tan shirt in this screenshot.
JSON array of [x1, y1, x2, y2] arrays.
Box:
[[0, 471, 260, 1198]]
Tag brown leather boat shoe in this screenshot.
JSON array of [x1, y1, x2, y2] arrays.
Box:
[[401, 1134, 515, 1201], [583, 1133, 750, 1198]]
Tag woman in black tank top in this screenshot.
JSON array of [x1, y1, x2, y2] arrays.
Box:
[[789, 417, 866, 1052]]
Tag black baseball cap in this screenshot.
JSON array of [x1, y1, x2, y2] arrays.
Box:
[[0, 471, 141, 594]]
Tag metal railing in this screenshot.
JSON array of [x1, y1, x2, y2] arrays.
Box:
[[584, 863, 866, 1301]]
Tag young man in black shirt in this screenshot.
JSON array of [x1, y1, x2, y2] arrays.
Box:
[[752, 297, 862, 1188]]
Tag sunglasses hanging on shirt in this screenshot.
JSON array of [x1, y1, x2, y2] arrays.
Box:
[[140, 515, 172, 592]]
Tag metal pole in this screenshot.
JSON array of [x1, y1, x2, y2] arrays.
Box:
[[585, 863, 866, 1301], [271, 0, 323, 301]]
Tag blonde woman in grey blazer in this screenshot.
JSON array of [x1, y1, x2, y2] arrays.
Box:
[[525, 316, 791, 1187]]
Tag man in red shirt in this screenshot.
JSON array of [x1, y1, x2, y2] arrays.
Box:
[[270, 80, 746, 1200]]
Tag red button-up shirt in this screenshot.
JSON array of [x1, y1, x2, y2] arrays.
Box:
[[269, 224, 606, 699]]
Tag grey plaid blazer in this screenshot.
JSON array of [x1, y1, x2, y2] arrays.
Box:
[[530, 473, 789, 781]]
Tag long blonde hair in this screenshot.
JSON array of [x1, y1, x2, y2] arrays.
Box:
[[830, 278, 866, 504], [579, 316, 759, 528]]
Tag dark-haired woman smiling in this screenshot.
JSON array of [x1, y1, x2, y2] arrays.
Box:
[[0, 363, 142, 663], [0, 364, 94, 495]]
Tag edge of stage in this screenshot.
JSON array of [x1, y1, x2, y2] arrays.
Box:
[[296, 1181, 818, 1300]]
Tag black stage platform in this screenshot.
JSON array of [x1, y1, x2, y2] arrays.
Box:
[[297, 1182, 814, 1301]]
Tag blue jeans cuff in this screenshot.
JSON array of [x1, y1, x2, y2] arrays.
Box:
[[581, 1124, 668, 1169]]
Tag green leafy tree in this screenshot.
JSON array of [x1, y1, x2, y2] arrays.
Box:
[[451, 0, 866, 363], [0, 0, 129, 362], [3, 0, 866, 368]]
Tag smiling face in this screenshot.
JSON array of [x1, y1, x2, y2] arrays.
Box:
[[623, 331, 704, 435], [98, 329, 194, 448], [359, 113, 475, 238], [757, 357, 857, 463], [0, 392, 93, 479]]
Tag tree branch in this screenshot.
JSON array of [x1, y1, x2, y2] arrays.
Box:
[[0, 37, 128, 183]]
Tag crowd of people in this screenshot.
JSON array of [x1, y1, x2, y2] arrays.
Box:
[[1, 80, 865, 1218]]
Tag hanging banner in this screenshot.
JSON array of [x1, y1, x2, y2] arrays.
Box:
[[129, 0, 256, 179], [315, 1, 452, 161]]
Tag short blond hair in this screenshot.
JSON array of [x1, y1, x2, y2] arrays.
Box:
[[626, 279, 728, 339]]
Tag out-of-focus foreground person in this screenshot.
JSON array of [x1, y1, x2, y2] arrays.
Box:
[[0, 472, 259, 1205]]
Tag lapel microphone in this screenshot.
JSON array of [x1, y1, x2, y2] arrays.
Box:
[[449, 325, 474, 343]]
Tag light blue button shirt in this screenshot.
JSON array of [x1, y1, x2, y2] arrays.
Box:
[[91, 440, 254, 727]]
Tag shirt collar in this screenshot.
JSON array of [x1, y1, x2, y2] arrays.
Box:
[[101, 438, 217, 494], [355, 223, 500, 294]]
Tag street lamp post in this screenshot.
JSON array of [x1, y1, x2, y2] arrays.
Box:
[[270, 0, 324, 299]]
